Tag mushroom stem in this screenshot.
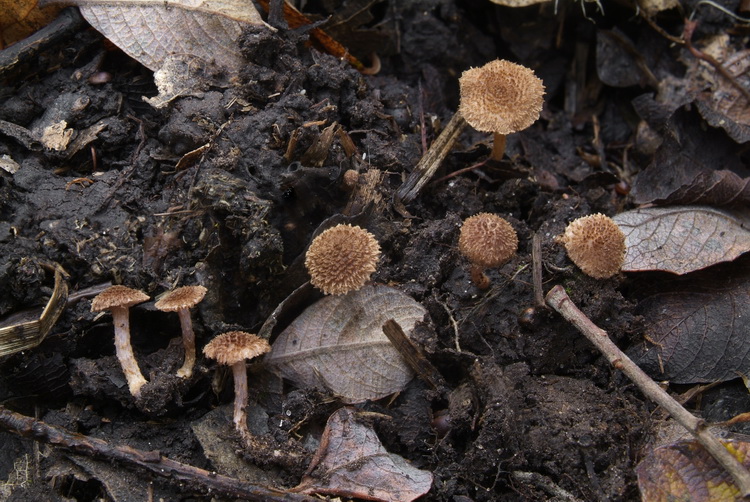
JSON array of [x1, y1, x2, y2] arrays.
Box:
[[231, 360, 250, 439], [469, 265, 490, 290], [490, 132, 507, 161], [110, 306, 148, 396], [176, 308, 196, 379]]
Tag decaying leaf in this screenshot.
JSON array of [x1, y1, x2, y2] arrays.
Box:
[[294, 407, 433, 502], [637, 439, 750, 501], [53, 0, 264, 73], [265, 285, 426, 403], [647, 170, 750, 207], [0, 0, 63, 49], [613, 206, 750, 275], [630, 275, 750, 383]]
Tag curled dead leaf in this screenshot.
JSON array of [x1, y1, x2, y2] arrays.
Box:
[[265, 285, 427, 403]]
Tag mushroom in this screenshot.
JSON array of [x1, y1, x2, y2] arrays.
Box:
[[459, 213, 518, 289], [91, 285, 150, 397], [203, 331, 271, 440], [459, 59, 545, 161], [557, 213, 626, 279], [154, 285, 207, 378], [304, 223, 381, 295]]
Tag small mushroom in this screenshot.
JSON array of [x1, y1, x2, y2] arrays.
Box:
[[459, 59, 545, 161], [91, 285, 150, 397], [557, 213, 626, 279], [203, 331, 271, 440], [154, 285, 207, 378], [304, 223, 381, 295], [459, 213, 518, 289]]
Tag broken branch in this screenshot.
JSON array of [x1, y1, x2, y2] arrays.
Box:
[[545, 285, 750, 497]]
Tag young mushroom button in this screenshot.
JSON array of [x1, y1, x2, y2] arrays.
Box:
[[154, 285, 207, 379], [459, 213, 518, 289], [459, 59, 545, 161], [304, 224, 381, 295], [203, 331, 271, 440], [91, 285, 150, 397], [558, 213, 626, 279]]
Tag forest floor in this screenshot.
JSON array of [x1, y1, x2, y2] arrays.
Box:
[[1, 0, 749, 500]]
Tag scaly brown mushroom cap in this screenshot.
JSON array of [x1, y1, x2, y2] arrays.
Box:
[[459, 213, 519, 268], [91, 285, 149, 312], [305, 224, 381, 295], [559, 213, 626, 279], [155, 285, 207, 312], [203, 331, 270, 366], [459, 59, 545, 135]]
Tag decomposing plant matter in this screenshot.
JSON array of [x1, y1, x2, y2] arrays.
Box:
[[90, 285, 150, 397]]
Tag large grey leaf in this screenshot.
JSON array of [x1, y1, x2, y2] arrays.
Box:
[[63, 1, 264, 72], [614, 206, 750, 275], [265, 285, 426, 403]]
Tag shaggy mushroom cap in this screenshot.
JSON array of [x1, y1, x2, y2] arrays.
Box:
[[91, 285, 149, 312], [305, 224, 381, 295], [155, 285, 207, 312], [203, 331, 270, 366], [459, 59, 545, 135], [560, 213, 626, 279], [459, 213, 519, 268]]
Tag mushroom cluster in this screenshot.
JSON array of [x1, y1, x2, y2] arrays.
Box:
[[459, 213, 518, 289], [459, 59, 545, 160], [305, 223, 381, 295], [558, 213, 626, 279]]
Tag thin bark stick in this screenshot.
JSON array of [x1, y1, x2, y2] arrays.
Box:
[[394, 112, 467, 213], [545, 285, 750, 497], [0, 405, 316, 502], [383, 319, 446, 390]]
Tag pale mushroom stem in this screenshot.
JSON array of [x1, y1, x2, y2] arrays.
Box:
[[110, 306, 148, 396], [231, 360, 250, 439], [490, 132, 507, 161], [469, 265, 491, 290], [176, 308, 196, 379]]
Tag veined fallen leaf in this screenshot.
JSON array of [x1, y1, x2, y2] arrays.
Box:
[[265, 285, 427, 403], [48, 0, 264, 72], [294, 407, 433, 502], [613, 206, 750, 275], [637, 439, 750, 502]]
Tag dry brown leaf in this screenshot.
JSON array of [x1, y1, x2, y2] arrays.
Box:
[[294, 407, 433, 502], [637, 439, 750, 501], [58, 0, 264, 72], [613, 206, 750, 275], [264, 285, 426, 403], [0, 0, 62, 49]]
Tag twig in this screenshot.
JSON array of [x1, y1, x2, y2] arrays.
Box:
[[382, 320, 447, 390], [393, 111, 467, 215], [545, 285, 750, 497], [0, 405, 316, 502], [532, 232, 545, 308]]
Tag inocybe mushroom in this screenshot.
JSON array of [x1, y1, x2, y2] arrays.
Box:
[[558, 213, 625, 279], [91, 285, 150, 397], [203, 331, 271, 440], [155, 285, 207, 378], [459, 59, 545, 161], [304, 223, 381, 295], [459, 213, 518, 289]]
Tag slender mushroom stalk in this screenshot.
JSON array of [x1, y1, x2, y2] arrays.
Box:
[[155, 285, 207, 378], [203, 331, 271, 440], [459, 59, 545, 161], [91, 285, 150, 397]]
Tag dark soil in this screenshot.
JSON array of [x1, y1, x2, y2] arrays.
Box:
[[1, 0, 746, 500]]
